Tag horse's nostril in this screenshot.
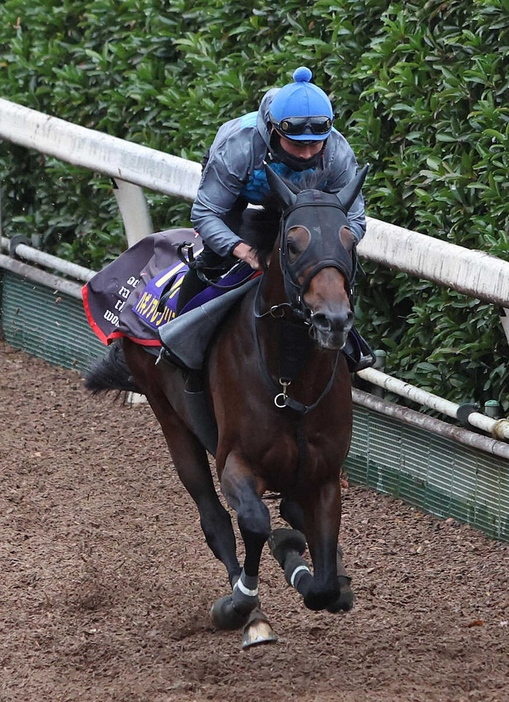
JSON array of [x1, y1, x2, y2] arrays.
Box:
[[312, 311, 352, 332], [312, 313, 332, 332]]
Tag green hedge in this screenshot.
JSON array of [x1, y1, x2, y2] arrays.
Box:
[[1, 0, 508, 408]]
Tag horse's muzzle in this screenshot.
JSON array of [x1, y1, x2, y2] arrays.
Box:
[[309, 310, 354, 350]]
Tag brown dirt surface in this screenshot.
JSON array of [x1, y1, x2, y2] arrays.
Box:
[[1, 340, 508, 702]]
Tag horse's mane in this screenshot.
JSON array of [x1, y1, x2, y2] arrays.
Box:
[[286, 170, 327, 193], [239, 170, 329, 267]]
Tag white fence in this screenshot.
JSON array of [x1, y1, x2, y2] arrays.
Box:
[[1, 96, 509, 453], [3, 97, 509, 305]]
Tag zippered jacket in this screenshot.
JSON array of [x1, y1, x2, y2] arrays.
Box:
[[191, 88, 366, 258]]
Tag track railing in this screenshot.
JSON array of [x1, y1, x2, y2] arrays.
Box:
[[1, 97, 508, 451]]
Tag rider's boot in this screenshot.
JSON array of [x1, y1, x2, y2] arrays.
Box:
[[343, 327, 376, 373], [176, 266, 207, 315]]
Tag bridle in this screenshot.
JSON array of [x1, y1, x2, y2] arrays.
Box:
[[253, 188, 355, 415], [254, 188, 355, 324]]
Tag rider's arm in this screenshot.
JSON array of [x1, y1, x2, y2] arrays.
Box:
[[324, 132, 366, 242], [191, 130, 254, 259], [232, 242, 260, 269]]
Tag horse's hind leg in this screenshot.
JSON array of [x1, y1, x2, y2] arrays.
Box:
[[164, 418, 241, 585], [123, 342, 241, 587]]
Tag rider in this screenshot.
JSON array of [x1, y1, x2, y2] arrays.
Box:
[[176, 66, 373, 369]]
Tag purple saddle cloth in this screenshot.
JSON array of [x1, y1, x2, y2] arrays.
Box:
[[83, 228, 257, 348]]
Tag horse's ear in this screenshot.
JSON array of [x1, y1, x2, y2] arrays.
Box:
[[264, 162, 297, 208], [336, 164, 369, 213]]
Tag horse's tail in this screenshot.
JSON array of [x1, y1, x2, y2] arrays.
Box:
[[84, 341, 141, 394]]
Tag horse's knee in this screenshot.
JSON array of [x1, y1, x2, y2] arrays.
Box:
[[237, 499, 271, 544]]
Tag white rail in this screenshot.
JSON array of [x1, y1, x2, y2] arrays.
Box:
[[358, 218, 509, 308], [2, 97, 509, 305], [1, 236, 94, 282], [0, 98, 201, 201], [0, 97, 508, 448], [357, 366, 509, 441]]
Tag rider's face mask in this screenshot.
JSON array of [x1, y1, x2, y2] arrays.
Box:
[[269, 131, 325, 172]]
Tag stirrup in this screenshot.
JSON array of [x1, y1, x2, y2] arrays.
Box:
[[343, 328, 376, 374]]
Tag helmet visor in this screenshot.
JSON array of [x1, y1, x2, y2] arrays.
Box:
[[273, 115, 332, 138]]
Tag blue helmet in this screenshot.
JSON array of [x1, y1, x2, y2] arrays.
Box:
[[269, 67, 334, 142]]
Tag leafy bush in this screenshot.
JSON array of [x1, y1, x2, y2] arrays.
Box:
[[0, 0, 508, 407]]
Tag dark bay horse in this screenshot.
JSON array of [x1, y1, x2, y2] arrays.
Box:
[[86, 164, 368, 647]]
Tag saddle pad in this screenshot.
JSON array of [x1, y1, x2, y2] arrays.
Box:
[[132, 266, 187, 330], [83, 228, 259, 349], [83, 228, 201, 346]]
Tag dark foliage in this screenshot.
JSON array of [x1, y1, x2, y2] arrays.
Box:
[[0, 0, 507, 405]]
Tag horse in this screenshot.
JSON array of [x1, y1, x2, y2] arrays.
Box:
[[85, 163, 368, 647]]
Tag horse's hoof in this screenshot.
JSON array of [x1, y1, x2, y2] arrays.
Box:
[[327, 576, 355, 613], [242, 611, 278, 649], [268, 527, 307, 567], [210, 595, 250, 631]]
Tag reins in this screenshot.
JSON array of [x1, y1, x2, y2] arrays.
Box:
[[251, 263, 342, 417]]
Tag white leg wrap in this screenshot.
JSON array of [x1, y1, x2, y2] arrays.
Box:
[[235, 573, 259, 598], [290, 564, 311, 588]]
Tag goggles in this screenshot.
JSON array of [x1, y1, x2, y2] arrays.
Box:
[[272, 115, 332, 137]]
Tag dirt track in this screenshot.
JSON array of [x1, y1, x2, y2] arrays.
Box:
[[1, 341, 508, 702]]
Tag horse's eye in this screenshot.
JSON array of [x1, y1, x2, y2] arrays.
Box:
[[286, 227, 310, 263], [287, 240, 299, 255], [286, 238, 302, 264], [339, 226, 355, 251]]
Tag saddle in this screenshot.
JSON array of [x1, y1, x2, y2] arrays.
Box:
[[158, 277, 375, 375]]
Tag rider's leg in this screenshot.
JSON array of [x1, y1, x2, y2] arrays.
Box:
[[176, 245, 226, 314], [176, 266, 207, 314], [344, 326, 376, 372]]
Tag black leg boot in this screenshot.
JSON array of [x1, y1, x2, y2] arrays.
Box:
[[176, 266, 207, 315]]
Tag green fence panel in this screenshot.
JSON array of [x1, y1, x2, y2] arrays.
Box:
[[1, 270, 106, 372], [346, 407, 509, 541]]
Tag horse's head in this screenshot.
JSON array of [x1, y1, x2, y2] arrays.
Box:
[[264, 164, 368, 350]]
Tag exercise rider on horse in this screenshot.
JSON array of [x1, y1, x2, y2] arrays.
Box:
[[177, 66, 373, 370]]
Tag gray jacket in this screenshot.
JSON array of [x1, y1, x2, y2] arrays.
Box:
[[191, 89, 366, 258]]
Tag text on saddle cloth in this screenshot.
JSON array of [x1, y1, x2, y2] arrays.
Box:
[[134, 262, 258, 332]]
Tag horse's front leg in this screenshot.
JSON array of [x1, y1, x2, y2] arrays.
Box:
[[211, 452, 277, 647], [270, 480, 349, 612], [276, 495, 354, 612]]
